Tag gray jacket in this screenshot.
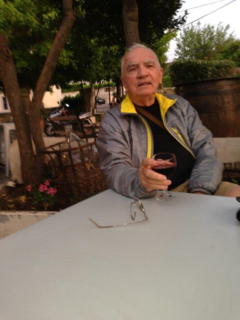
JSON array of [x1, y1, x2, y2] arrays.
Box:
[[96, 93, 223, 199]]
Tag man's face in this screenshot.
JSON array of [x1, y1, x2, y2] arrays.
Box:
[[121, 47, 163, 106]]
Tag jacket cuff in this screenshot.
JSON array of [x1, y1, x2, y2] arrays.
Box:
[[135, 174, 157, 198], [187, 184, 213, 195], [190, 188, 211, 195]]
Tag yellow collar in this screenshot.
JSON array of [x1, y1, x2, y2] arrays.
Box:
[[121, 93, 176, 118]]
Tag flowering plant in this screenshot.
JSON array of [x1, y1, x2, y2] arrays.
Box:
[[26, 180, 57, 210]]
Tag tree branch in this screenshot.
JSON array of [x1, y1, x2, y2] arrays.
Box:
[[29, 0, 76, 159], [122, 0, 140, 48], [32, 0, 77, 104]]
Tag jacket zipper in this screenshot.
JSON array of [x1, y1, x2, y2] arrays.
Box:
[[137, 114, 153, 158], [136, 110, 196, 159], [161, 117, 196, 159]]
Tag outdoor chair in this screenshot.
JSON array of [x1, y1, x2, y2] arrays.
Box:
[[49, 114, 99, 142]]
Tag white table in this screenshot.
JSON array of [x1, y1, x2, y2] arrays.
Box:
[[0, 190, 240, 320]]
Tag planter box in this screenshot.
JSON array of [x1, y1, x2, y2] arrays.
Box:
[[0, 211, 56, 239], [175, 77, 240, 137]]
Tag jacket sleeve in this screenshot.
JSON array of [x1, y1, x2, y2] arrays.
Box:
[[183, 99, 224, 194], [96, 111, 156, 199]]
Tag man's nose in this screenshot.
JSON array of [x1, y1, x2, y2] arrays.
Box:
[[137, 65, 148, 77]]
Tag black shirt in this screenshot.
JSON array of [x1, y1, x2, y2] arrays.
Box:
[[137, 99, 195, 190]]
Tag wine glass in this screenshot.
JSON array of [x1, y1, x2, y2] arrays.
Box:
[[152, 153, 177, 201]]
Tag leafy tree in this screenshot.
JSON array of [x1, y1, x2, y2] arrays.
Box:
[[175, 22, 236, 61], [0, 0, 77, 90], [60, 25, 123, 110], [169, 60, 235, 85], [62, 0, 185, 105], [154, 31, 177, 67], [82, 0, 186, 49], [0, 0, 76, 185], [220, 40, 240, 67], [0, 0, 186, 186], [62, 31, 122, 83]]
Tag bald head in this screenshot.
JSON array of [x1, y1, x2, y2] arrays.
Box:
[[121, 44, 161, 76], [120, 43, 163, 106]]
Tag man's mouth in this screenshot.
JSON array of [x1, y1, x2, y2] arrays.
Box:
[[138, 82, 151, 87]]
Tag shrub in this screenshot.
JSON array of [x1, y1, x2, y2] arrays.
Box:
[[61, 83, 81, 93], [162, 75, 172, 87], [169, 60, 236, 85], [210, 60, 236, 78], [60, 94, 85, 114], [93, 81, 116, 89], [61, 81, 116, 93], [26, 180, 57, 211]]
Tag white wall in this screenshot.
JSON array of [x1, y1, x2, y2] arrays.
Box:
[[0, 95, 10, 113], [42, 86, 63, 109]]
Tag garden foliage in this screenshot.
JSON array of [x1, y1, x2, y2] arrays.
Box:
[[169, 60, 236, 85], [60, 94, 85, 114]]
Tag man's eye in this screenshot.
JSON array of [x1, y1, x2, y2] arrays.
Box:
[[147, 64, 154, 68], [129, 67, 136, 72]]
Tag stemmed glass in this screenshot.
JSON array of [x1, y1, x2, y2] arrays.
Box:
[[152, 152, 177, 201]]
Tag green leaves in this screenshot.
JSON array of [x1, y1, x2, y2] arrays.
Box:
[[175, 22, 236, 61], [154, 31, 177, 66], [0, 0, 187, 88], [169, 60, 236, 85], [0, 0, 72, 87]]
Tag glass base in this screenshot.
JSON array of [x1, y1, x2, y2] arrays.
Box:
[[156, 191, 176, 201]]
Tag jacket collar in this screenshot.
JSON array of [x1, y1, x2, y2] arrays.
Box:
[[121, 93, 176, 118]]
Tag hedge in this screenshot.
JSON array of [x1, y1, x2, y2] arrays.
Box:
[[169, 60, 236, 85], [61, 82, 116, 93], [162, 75, 172, 87], [60, 94, 85, 114]]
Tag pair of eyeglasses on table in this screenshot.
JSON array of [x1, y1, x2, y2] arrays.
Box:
[[89, 196, 240, 227], [89, 199, 148, 228]]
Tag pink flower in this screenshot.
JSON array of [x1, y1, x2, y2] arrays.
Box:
[[47, 188, 55, 196], [39, 184, 45, 192], [27, 185, 32, 192], [44, 180, 50, 186]]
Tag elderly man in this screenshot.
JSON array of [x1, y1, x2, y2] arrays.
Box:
[[96, 43, 240, 199]]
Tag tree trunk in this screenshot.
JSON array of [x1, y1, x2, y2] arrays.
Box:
[[88, 83, 95, 114], [20, 86, 32, 113], [29, 0, 76, 184], [122, 0, 140, 48], [0, 0, 76, 185], [0, 34, 36, 183]]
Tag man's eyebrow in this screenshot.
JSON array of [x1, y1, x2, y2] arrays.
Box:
[[143, 59, 156, 65], [126, 59, 156, 69], [126, 62, 138, 69]]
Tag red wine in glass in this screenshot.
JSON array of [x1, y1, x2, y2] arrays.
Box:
[[152, 153, 177, 201], [152, 162, 176, 179]]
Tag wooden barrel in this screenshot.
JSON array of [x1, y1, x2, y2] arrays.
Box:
[[175, 77, 240, 137]]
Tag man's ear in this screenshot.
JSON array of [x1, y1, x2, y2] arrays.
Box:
[[121, 77, 128, 91], [159, 68, 163, 84]]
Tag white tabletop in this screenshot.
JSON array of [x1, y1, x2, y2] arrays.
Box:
[[0, 190, 240, 320]]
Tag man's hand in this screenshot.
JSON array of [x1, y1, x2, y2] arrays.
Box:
[[139, 157, 172, 192]]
